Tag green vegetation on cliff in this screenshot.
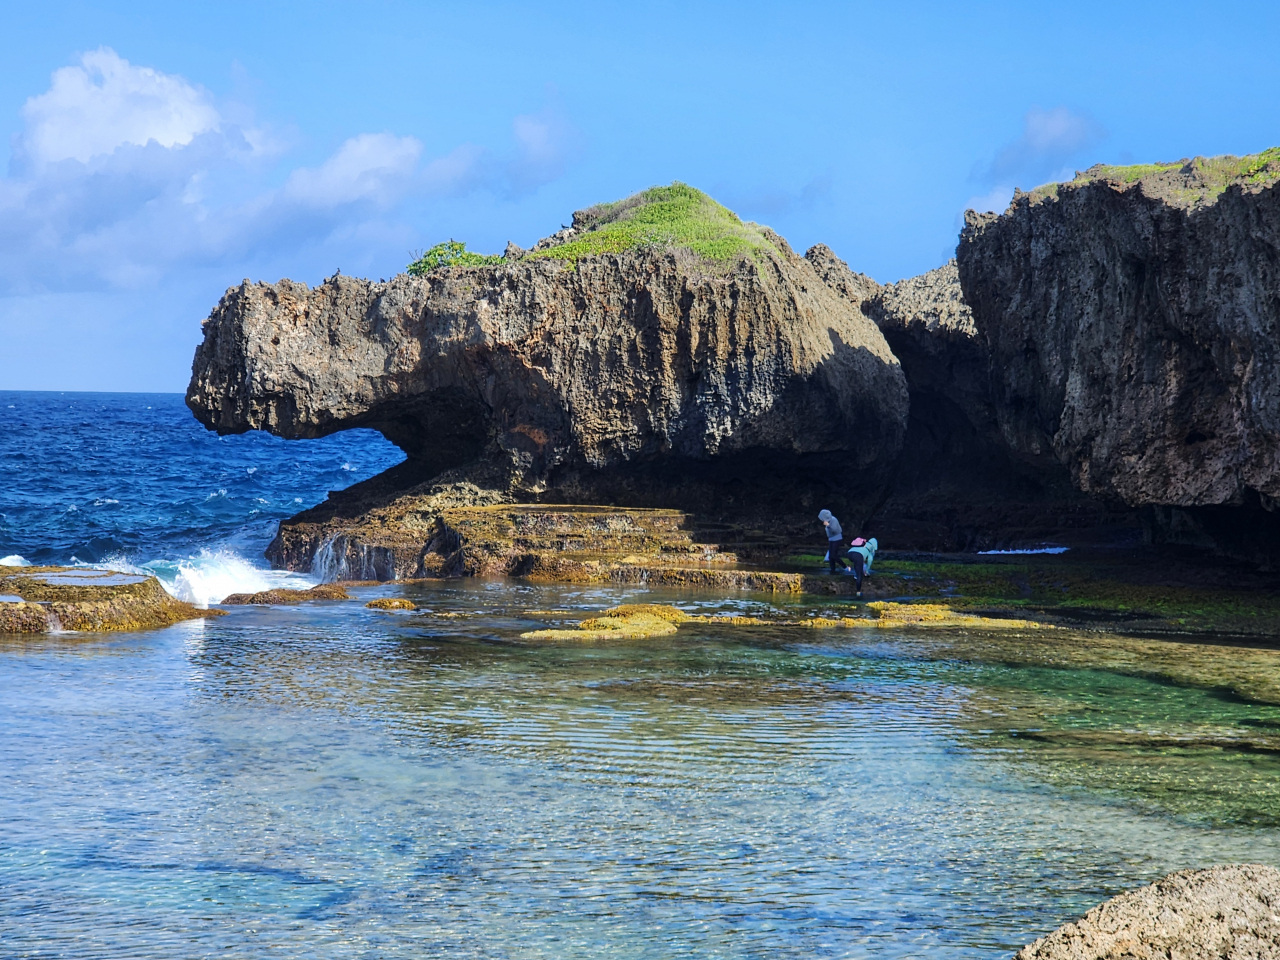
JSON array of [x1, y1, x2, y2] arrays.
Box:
[[530, 183, 774, 267], [407, 240, 501, 275], [1029, 147, 1280, 203]]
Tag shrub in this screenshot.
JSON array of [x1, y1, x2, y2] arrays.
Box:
[[407, 240, 501, 275]]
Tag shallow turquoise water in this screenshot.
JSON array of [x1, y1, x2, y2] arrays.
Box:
[[3, 580, 1279, 958]]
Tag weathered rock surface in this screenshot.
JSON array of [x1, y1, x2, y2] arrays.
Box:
[[1015, 864, 1280, 959], [958, 154, 1280, 564], [807, 249, 1132, 550], [188, 224, 908, 512], [188, 190, 911, 576], [0, 566, 219, 633]]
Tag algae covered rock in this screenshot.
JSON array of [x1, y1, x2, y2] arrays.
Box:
[[221, 583, 351, 605], [0, 566, 219, 633], [187, 184, 909, 552], [365, 597, 416, 610], [1015, 864, 1280, 959]]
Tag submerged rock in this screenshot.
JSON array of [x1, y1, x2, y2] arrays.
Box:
[[1015, 864, 1280, 959], [220, 583, 351, 605], [188, 185, 909, 573], [0, 566, 219, 633], [958, 151, 1280, 565], [365, 597, 416, 610]]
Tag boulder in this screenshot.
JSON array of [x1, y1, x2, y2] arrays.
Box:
[[0, 566, 219, 632], [958, 152, 1280, 564], [1015, 864, 1280, 959]]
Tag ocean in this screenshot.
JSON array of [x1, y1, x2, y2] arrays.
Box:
[[0, 391, 404, 603], [2, 391, 1279, 959]]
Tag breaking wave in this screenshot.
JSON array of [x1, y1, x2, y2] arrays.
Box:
[[96, 549, 315, 608]]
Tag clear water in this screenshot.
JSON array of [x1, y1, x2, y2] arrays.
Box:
[[2, 394, 1279, 958]]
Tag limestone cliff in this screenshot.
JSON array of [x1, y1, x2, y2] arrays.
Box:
[[806, 250, 1126, 550], [187, 186, 909, 572], [957, 151, 1280, 564]]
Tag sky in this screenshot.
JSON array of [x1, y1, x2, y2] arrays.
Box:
[[1, 0, 1278, 392]]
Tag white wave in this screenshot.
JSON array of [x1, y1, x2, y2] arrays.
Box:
[[0, 554, 32, 566], [978, 546, 1069, 555], [97, 549, 314, 608]]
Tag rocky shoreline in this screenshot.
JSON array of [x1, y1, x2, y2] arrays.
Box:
[[185, 157, 1280, 581], [1015, 864, 1280, 959]]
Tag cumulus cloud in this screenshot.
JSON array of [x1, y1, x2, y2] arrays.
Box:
[[963, 184, 1015, 214], [506, 105, 582, 197], [15, 47, 221, 166], [283, 133, 423, 207], [0, 51, 580, 296], [985, 106, 1105, 184]]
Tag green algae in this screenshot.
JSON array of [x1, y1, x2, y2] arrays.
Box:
[[863, 557, 1280, 636]]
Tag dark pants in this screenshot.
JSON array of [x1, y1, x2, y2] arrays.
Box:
[[827, 538, 847, 572], [848, 551, 865, 590]]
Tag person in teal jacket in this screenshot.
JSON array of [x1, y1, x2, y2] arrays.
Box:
[[846, 536, 878, 597]]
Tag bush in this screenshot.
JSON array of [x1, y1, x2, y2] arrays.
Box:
[[407, 240, 501, 275]]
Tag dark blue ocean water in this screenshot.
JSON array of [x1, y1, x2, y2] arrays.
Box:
[[0, 391, 403, 601]]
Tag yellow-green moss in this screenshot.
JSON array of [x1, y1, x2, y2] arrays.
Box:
[[366, 597, 417, 610]]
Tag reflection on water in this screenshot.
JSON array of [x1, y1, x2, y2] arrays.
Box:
[[2, 580, 1279, 959]]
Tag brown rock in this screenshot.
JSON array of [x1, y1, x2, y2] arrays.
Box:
[[1015, 864, 1280, 959], [958, 152, 1280, 564], [187, 187, 910, 576], [220, 584, 351, 605]]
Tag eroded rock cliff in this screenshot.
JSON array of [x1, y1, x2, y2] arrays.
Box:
[[958, 152, 1280, 563], [807, 249, 1128, 550], [188, 186, 909, 573]]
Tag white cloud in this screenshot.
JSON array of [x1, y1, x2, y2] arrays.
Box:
[[0, 52, 580, 297], [981, 106, 1105, 187], [507, 105, 582, 196], [283, 133, 423, 207], [17, 47, 220, 165], [964, 184, 1015, 214]]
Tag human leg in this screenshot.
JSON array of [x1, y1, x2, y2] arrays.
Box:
[[849, 551, 864, 591]]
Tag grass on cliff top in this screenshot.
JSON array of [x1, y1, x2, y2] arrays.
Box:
[[527, 183, 775, 268], [1028, 146, 1280, 202]]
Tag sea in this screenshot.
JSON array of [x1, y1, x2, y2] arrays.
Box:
[[2, 391, 1279, 959]]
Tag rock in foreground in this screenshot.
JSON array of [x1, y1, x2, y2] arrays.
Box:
[[1016, 864, 1280, 959]]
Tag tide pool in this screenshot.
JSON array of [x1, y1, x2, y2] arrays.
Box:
[[3, 579, 1278, 958]]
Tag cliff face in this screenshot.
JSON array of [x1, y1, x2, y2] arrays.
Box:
[[188, 191, 909, 532], [806, 250, 1127, 550], [958, 155, 1280, 563]]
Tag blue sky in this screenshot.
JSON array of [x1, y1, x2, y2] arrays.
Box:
[[2, 0, 1278, 391]]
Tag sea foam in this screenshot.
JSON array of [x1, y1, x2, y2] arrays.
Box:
[[98, 549, 314, 608]]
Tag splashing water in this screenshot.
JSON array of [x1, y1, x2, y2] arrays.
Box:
[[98, 549, 315, 607]]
